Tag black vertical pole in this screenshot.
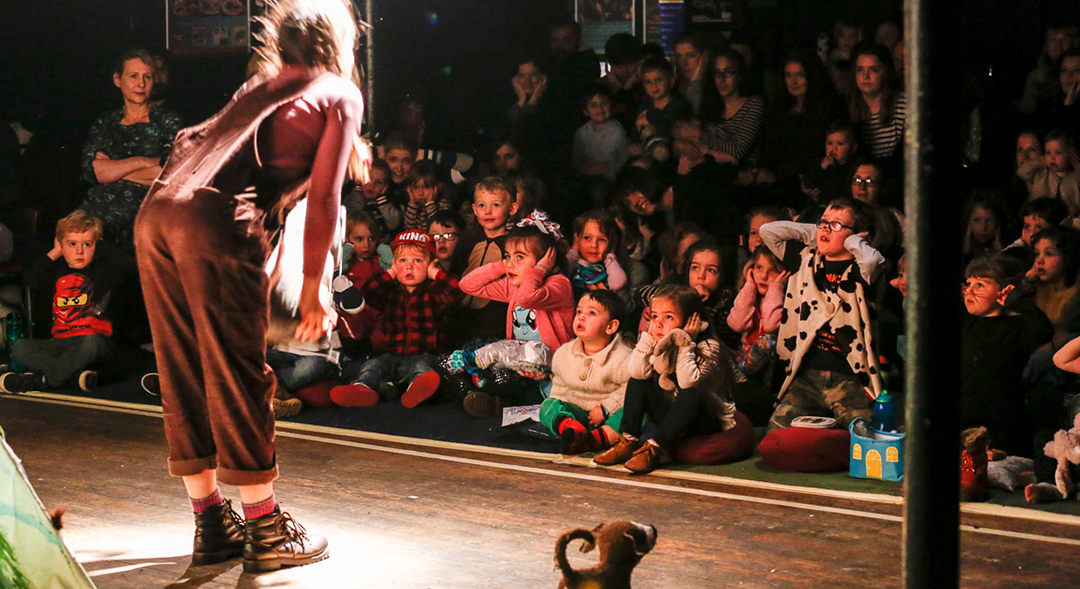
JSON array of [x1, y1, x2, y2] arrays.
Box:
[[903, 0, 962, 587]]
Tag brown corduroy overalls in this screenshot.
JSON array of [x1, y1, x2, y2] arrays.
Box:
[[134, 71, 326, 486]]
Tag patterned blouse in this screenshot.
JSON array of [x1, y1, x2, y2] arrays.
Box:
[[80, 106, 182, 248]]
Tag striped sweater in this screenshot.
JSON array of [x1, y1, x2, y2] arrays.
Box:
[[700, 95, 766, 163], [860, 93, 907, 160]]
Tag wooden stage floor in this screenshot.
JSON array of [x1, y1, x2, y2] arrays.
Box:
[[2, 393, 1079, 588]]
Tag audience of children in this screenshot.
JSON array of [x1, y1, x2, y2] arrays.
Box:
[[21, 20, 1080, 501]]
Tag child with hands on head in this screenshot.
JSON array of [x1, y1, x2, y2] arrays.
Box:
[[568, 209, 627, 295], [2, 210, 133, 394], [593, 284, 737, 474], [541, 290, 635, 454], [329, 230, 463, 409], [401, 160, 452, 232], [728, 246, 789, 382], [759, 197, 886, 431], [456, 212, 576, 414]]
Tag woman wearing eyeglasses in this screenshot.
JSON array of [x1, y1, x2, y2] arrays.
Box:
[[849, 160, 904, 260], [696, 48, 766, 167]]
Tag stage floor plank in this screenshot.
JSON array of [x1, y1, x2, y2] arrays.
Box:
[[1, 395, 1077, 588]]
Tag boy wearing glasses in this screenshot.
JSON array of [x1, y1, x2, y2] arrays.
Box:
[[428, 210, 465, 276], [759, 197, 886, 430]]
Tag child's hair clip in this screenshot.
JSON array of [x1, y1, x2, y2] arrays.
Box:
[[516, 209, 563, 240]]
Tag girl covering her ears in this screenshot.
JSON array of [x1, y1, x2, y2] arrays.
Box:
[[727, 245, 788, 382], [593, 283, 737, 475], [454, 210, 576, 415]]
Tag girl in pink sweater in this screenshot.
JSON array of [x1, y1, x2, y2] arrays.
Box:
[[455, 213, 575, 415], [458, 217, 575, 350], [726, 246, 788, 382]]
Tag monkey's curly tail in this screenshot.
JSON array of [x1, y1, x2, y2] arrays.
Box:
[[554, 528, 596, 584]]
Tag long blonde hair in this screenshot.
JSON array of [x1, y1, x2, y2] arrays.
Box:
[[254, 0, 371, 183]]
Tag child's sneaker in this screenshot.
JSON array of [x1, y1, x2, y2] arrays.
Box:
[[330, 383, 380, 407], [401, 371, 440, 408], [77, 370, 97, 392], [463, 390, 501, 417], [0, 372, 45, 393], [557, 418, 589, 455], [141, 373, 160, 396]]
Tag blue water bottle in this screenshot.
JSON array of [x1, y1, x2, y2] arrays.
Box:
[[873, 390, 896, 432]]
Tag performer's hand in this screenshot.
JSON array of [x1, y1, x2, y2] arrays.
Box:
[[295, 276, 333, 342]]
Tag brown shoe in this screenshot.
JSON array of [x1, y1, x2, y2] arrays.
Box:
[[592, 435, 640, 466], [624, 441, 662, 475]]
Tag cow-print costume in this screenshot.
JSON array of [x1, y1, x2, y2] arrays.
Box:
[[760, 221, 886, 401]]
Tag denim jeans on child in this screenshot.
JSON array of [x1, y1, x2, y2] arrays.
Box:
[[265, 349, 341, 392], [353, 353, 438, 401], [12, 334, 113, 387]]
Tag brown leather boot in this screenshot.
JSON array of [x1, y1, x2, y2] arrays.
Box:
[[592, 435, 640, 466], [243, 507, 329, 573], [192, 500, 245, 565], [624, 441, 663, 475]]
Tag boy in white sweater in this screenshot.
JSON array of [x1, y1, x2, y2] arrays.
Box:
[[539, 290, 634, 454]]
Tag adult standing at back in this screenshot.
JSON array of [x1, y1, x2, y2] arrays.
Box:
[[849, 42, 905, 175], [80, 48, 182, 251], [134, 0, 365, 573]]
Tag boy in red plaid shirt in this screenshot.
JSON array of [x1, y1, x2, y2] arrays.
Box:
[[330, 230, 462, 408]]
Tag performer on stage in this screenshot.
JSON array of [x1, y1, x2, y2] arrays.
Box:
[[134, 0, 365, 573]]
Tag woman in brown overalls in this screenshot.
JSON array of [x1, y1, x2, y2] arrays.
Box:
[[134, 0, 365, 573]]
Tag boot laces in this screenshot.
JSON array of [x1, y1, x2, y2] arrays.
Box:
[[222, 499, 245, 529], [277, 511, 309, 548]]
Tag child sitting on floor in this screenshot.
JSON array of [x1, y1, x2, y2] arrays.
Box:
[[541, 290, 634, 454], [330, 230, 462, 408], [728, 245, 788, 382], [334, 211, 392, 352], [759, 197, 885, 431], [2, 210, 133, 393], [567, 209, 627, 296], [456, 212, 575, 416], [962, 254, 1053, 457], [594, 284, 737, 474]]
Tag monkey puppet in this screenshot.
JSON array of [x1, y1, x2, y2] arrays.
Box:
[[555, 521, 657, 589]]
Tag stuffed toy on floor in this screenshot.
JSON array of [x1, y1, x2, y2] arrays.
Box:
[[555, 521, 657, 589], [1026, 414, 1080, 503]]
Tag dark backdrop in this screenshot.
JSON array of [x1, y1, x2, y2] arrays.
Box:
[[0, 0, 1069, 228]]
